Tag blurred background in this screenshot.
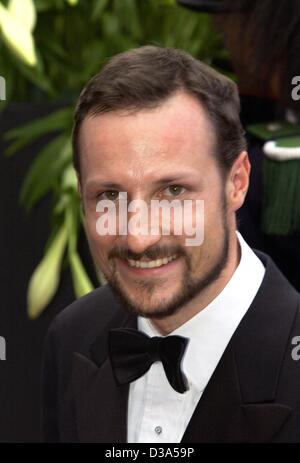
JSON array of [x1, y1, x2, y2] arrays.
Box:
[[1, 0, 300, 442]]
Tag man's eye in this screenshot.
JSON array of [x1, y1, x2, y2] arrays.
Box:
[[164, 185, 186, 197], [99, 190, 119, 201]]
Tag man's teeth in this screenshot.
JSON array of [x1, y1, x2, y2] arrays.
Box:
[[126, 254, 177, 269]]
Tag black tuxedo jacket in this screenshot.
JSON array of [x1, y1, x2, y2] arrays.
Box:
[[42, 250, 300, 442]]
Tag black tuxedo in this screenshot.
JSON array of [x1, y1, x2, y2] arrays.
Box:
[[42, 250, 300, 442]]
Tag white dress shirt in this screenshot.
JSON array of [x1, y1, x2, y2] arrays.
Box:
[[127, 232, 265, 443]]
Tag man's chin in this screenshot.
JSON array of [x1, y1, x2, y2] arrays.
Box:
[[117, 295, 177, 318], [107, 281, 182, 318]]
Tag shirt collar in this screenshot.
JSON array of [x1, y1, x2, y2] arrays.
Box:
[[138, 231, 265, 392]]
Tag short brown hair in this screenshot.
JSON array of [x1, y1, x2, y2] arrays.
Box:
[[72, 45, 246, 177]]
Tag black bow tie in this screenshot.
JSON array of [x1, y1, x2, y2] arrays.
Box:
[[108, 327, 189, 394]]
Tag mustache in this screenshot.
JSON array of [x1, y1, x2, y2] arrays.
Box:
[[108, 245, 186, 261]]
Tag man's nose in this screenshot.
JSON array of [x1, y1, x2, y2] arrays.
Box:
[[124, 231, 162, 255], [121, 204, 162, 255]]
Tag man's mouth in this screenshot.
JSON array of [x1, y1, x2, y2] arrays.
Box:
[[114, 254, 180, 276], [126, 254, 178, 269]]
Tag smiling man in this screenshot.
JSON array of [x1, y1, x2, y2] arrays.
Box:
[[42, 46, 300, 443]]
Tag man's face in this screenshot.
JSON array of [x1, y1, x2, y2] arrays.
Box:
[[79, 91, 237, 319]]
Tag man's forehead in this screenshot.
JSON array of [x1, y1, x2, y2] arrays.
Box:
[[79, 91, 216, 182], [80, 91, 215, 147]]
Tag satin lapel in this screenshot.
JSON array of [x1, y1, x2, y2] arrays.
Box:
[[182, 252, 297, 443], [71, 309, 137, 443]]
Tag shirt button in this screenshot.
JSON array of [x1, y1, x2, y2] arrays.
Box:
[[155, 426, 162, 435]]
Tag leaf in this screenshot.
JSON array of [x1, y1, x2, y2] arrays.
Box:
[[4, 106, 73, 141], [4, 106, 73, 155], [61, 164, 78, 192], [114, 0, 142, 41], [65, 192, 79, 253], [27, 222, 67, 319], [0, 3, 37, 66], [69, 251, 94, 298], [91, 0, 109, 21], [20, 134, 71, 210], [8, 0, 36, 32], [53, 192, 71, 216], [6, 49, 55, 97]]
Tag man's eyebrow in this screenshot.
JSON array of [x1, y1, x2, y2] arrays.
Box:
[[86, 173, 197, 189], [151, 174, 196, 186], [86, 180, 123, 189]]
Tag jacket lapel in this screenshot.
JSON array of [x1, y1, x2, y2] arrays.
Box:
[[71, 308, 137, 442], [180, 343, 292, 443], [182, 251, 297, 442]]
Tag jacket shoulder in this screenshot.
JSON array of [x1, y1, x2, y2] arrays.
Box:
[[45, 284, 122, 355]]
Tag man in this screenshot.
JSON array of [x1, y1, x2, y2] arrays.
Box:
[[178, 0, 300, 291], [42, 45, 300, 443]]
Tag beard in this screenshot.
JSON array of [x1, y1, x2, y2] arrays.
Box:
[[101, 195, 230, 320]]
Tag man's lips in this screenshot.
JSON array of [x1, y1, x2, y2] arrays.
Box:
[[116, 255, 182, 276]]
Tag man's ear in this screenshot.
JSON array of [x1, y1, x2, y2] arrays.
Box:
[[226, 151, 251, 212]]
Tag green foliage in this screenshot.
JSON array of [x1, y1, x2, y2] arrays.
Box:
[[0, 0, 227, 318], [1, 0, 225, 102]]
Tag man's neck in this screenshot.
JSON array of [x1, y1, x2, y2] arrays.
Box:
[[150, 233, 241, 336]]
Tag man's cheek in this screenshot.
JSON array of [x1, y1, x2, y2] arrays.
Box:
[[84, 212, 102, 240], [182, 200, 204, 247]]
